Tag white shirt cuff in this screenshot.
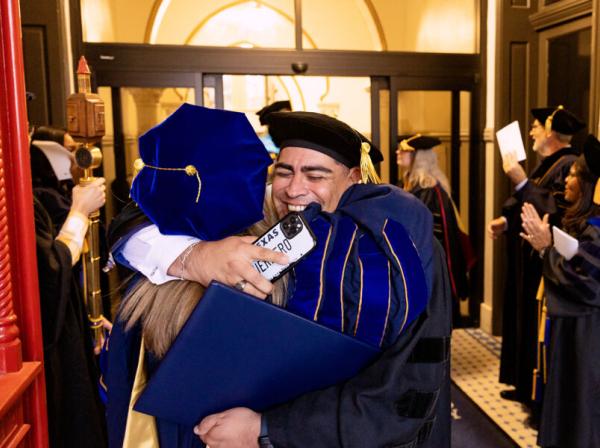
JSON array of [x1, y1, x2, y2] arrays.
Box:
[[515, 178, 528, 191], [121, 225, 201, 285]]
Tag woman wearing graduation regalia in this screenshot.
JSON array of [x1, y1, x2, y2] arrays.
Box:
[[28, 125, 108, 447], [521, 134, 600, 448], [397, 134, 475, 326]]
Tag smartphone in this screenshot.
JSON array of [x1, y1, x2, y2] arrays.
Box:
[[252, 212, 317, 282]]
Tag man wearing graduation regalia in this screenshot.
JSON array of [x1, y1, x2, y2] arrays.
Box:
[[256, 100, 292, 157], [108, 107, 452, 447], [487, 106, 585, 410]]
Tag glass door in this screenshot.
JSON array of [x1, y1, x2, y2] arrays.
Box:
[[390, 79, 481, 325]]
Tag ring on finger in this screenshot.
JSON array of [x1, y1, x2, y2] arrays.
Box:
[[235, 280, 248, 291]]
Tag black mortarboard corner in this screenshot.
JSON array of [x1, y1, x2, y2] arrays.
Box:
[[268, 111, 383, 184], [256, 100, 292, 126], [531, 105, 586, 135], [131, 103, 272, 241], [398, 134, 441, 151], [582, 134, 600, 205]]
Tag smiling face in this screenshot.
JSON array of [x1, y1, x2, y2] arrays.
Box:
[[271, 146, 360, 218], [564, 164, 582, 203]]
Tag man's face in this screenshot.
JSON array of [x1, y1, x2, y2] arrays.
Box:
[[271, 147, 360, 218], [530, 119, 550, 155]]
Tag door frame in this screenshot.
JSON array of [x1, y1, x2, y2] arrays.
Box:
[[84, 42, 485, 305]]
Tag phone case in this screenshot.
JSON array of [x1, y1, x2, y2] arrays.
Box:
[[253, 213, 317, 282]]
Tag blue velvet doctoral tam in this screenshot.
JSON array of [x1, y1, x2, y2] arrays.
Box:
[[131, 103, 272, 241]]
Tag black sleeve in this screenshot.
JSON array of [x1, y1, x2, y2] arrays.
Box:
[[544, 226, 600, 310], [107, 200, 152, 250], [34, 197, 74, 348], [515, 159, 574, 226], [265, 241, 452, 448]]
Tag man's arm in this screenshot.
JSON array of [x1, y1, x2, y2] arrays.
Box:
[[515, 156, 576, 221]]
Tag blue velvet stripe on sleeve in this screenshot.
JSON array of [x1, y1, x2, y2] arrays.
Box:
[[382, 218, 429, 342], [286, 216, 332, 321], [353, 233, 392, 347], [315, 216, 358, 333]]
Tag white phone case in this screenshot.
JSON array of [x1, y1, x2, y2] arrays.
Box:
[[253, 213, 316, 281]]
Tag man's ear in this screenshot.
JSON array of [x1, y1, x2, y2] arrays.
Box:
[[349, 167, 362, 183]]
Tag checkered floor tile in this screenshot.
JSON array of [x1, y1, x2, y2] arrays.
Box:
[[452, 329, 539, 448]]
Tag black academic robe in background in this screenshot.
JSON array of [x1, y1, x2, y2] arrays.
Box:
[[410, 184, 472, 326], [34, 196, 107, 447], [499, 147, 578, 402], [537, 223, 600, 448]]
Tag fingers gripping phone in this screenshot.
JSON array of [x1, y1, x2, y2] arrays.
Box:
[[253, 213, 316, 282]]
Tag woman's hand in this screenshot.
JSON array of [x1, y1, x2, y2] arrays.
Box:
[[71, 178, 106, 217], [520, 202, 551, 251]]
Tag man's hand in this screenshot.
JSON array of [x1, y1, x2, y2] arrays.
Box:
[[194, 407, 261, 448], [502, 151, 527, 185], [169, 236, 288, 299], [487, 216, 508, 240]]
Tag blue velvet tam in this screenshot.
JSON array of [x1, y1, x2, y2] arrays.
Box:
[[131, 103, 272, 241]]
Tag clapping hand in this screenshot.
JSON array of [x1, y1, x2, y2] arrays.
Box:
[[520, 202, 551, 251]]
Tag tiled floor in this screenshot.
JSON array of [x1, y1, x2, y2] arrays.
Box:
[[451, 329, 539, 448]]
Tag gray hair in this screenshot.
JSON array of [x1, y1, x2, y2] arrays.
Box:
[[403, 148, 451, 194]]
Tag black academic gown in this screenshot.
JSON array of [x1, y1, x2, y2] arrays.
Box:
[[265, 238, 451, 448], [410, 184, 472, 326], [499, 147, 578, 402], [34, 197, 107, 448], [106, 184, 451, 448], [537, 223, 600, 448]]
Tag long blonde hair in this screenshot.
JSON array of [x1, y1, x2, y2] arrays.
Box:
[[402, 148, 451, 194], [119, 190, 288, 359]]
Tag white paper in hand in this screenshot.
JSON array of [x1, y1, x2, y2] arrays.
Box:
[[552, 226, 579, 260], [496, 121, 527, 162]]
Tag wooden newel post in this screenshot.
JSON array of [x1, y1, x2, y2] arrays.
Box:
[[0, 0, 49, 445]]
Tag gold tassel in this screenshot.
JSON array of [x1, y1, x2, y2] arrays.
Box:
[[134, 159, 203, 203], [594, 179, 600, 205], [399, 133, 421, 152], [360, 142, 381, 184], [123, 338, 159, 448], [545, 105, 564, 133]]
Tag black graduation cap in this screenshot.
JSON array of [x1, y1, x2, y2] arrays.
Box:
[[531, 105, 586, 135], [267, 111, 383, 183], [398, 134, 441, 151], [583, 134, 600, 204], [256, 100, 292, 126]]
